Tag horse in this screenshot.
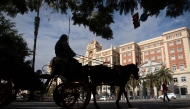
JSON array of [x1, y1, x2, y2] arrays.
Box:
[[88, 63, 139, 109]]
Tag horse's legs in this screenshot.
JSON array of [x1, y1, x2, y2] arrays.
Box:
[[116, 87, 122, 108], [91, 86, 100, 109], [122, 87, 132, 108]]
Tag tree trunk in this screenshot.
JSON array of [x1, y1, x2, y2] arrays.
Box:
[[31, 0, 41, 100], [32, 0, 41, 72]]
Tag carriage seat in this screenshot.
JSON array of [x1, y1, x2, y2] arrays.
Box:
[[48, 57, 70, 78]]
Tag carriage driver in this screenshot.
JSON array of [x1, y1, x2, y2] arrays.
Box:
[[54, 34, 82, 72]]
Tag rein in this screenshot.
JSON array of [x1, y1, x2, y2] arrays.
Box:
[[91, 80, 118, 86]]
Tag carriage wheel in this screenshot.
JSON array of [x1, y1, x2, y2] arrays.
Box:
[[53, 83, 66, 107], [0, 74, 12, 108], [1, 81, 19, 106], [61, 80, 91, 109]]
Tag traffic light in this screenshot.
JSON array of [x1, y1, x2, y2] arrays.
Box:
[[132, 12, 140, 29]]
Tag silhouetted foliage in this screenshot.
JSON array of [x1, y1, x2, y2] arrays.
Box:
[[0, 0, 189, 39], [0, 13, 32, 65]]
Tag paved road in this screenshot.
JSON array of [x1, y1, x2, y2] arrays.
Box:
[[2, 98, 190, 109]]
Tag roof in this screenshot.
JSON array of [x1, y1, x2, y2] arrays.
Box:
[[91, 39, 99, 45]]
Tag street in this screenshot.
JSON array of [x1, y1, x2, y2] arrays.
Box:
[[2, 98, 190, 109]]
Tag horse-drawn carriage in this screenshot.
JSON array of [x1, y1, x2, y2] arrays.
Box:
[[0, 55, 139, 109]]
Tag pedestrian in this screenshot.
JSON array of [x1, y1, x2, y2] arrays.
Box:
[[108, 96, 110, 102], [162, 81, 171, 101]]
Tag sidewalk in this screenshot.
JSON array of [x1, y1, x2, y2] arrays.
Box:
[[14, 97, 190, 102]]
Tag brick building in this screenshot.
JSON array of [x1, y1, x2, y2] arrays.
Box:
[[47, 26, 190, 97], [119, 27, 190, 97]]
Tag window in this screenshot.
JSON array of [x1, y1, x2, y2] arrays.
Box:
[[155, 67, 159, 71], [170, 49, 174, 53], [178, 54, 183, 59], [128, 58, 131, 62], [144, 45, 148, 49], [151, 50, 154, 54], [168, 35, 172, 39], [150, 44, 154, 48], [108, 57, 110, 62], [145, 51, 148, 55], [122, 48, 126, 51], [169, 42, 173, 46], [176, 33, 180, 37], [147, 68, 152, 73], [151, 57, 155, 60], [171, 56, 175, 60], [123, 59, 126, 63], [157, 48, 161, 53], [178, 47, 182, 52], [128, 52, 131, 56], [128, 46, 131, 50], [123, 53, 126, 57], [157, 55, 161, 59], [145, 58, 149, 61], [180, 64, 184, 70], [157, 42, 160, 46], [103, 58, 106, 62], [173, 78, 178, 82], [174, 87, 180, 94], [176, 39, 181, 44], [172, 66, 176, 71], [181, 77, 186, 82]]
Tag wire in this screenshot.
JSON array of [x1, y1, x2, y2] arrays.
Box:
[[75, 54, 117, 66]]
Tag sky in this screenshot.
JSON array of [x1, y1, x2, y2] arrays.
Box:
[[5, 7, 190, 71]]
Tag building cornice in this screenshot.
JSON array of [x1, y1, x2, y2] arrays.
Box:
[[119, 41, 136, 47], [138, 36, 163, 45], [172, 71, 190, 75], [162, 27, 187, 35]]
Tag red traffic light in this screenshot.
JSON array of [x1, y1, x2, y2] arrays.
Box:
[[132, 15, 137, 19], [132, 12, 140, 29]]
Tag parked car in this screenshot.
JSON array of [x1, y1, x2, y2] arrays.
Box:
[[100, 96, 107, 100], [158, 93, 177, 100]]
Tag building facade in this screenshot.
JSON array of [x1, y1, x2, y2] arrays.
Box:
[[76, 39, 120, 96], [47, 27, 190, 97], [119, 27, 190, 96]]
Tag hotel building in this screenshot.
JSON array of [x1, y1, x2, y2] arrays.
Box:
[[48, 27, 190, 97], [120, 27, 190, 97]]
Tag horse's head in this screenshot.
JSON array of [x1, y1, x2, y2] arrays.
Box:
[[122, 63, 139, 80]]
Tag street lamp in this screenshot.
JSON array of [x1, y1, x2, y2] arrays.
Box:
[[106, 85, 107, 99], [142, 78, 146, 99], [140, 76, 146, 99]]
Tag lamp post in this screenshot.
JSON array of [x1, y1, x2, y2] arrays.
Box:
[[106, 85, 107, 99], [141, 76, 146, 99], [143, 79, 146, 99]]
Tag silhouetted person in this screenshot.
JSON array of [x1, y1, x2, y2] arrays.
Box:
[[162, 81, 171, 101], [55, 34, 76, 58], [54, 34, 82, 79]]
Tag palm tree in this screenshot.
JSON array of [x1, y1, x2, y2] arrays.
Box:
[[155, 66, 174, 84], [155, 66, 174, 94], [128, 76, 142, 98], [144, 73, 160, 97], [32, 0, 42, 71]]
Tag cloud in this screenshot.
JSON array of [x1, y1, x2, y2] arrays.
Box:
[[5, 8, 190, 71]]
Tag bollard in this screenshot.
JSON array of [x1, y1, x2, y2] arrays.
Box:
[[146, 96, 148, 100]]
